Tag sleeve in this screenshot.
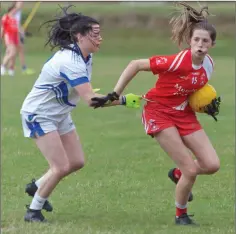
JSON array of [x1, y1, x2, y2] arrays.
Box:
[[60, 58, 90, 87], [149, 54, 178, 75], [204, 55, 214, 80]]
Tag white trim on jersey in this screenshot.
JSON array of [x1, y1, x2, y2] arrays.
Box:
[[167, 51, 184, 72], [172, 50, 189, 72], [141, 109, 149, 134]]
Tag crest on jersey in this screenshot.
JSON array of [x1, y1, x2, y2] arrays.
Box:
[[156, 57, 167, 65], [200, 73, 206, 85]]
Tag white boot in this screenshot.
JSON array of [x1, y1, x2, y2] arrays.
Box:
[[8, 69, 15, 76]]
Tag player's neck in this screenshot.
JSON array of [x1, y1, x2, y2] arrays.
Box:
[[191, 55, 203, 66], [79, 47, 89, 59], [75, 43, 90, 61]]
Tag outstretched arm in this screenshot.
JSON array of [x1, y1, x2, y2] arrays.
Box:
[[114, 59, 151, 95], [90, 53, 178, 108], [75, 83, 141, 109], [90, 59, 151, 108]]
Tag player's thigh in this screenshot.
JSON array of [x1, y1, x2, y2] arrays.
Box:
[[59, 114, 85, 168], [154, 127, 197, 177], [60, 130, 85, 169], [6, 44, 17, 57], [182, 129, 220, 173], [34, 131, 68, 169], [21, 113, 69, 169]]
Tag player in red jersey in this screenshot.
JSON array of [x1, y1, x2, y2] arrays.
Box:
[[1, 4, 20, 76], [91, 3, 220, 225]]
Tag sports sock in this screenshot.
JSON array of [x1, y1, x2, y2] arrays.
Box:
[[29, 192, 47, 210], [35, 175, 46, 188], [175, 201, 187, 217]]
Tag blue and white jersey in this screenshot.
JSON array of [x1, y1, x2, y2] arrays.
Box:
[[20, 45, 92, 116]]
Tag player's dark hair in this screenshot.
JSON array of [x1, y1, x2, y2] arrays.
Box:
[[170, 2, 216, 47], [42, 5, 99, 51]]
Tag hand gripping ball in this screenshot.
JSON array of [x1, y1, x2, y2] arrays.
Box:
[[189, 84, 217, 113]]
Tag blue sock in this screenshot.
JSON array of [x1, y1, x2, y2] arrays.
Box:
[[22, 65, 27, 70]]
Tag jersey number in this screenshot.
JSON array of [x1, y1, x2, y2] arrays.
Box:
[[192, 77, 198, 84]]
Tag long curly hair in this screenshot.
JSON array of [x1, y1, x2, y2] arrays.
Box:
[[170, 2, 216, 47]]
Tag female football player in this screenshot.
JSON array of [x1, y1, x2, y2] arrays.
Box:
[[21, 5, 139, 223], [1, 3, 20, 76], [91, 2, 220, 225]]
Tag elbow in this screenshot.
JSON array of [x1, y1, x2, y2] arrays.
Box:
[[129, 59, 146, 72], [129, 60, 139, 71]]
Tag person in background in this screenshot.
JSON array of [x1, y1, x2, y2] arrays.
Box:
[[1, 1, 35, 76]]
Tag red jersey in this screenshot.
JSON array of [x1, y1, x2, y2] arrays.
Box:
[[1, 14, 18, 35], [145, 49, 214, 112]]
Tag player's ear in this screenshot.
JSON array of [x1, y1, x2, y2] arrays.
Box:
[[75, 33, 82, 43]]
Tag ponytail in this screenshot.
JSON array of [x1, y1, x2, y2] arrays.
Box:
[[170, 2, 215, 47]]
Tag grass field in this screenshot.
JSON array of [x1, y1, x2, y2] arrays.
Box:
[[1, 2, 235, 234]]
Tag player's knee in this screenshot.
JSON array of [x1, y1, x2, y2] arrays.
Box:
[[205, 160, 220, 174], [52, 163, 72, 178], [9, 50, 16, 58], [182, 166, 198, 178], [70, 159, 85, 172]]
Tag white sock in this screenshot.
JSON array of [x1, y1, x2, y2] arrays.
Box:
[[29, 192, 47, 210], [35, 175, 46, 188], [175, 201, 187, 209], [8, 69, 14, 76]]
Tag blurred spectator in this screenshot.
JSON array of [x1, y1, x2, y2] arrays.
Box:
[[1, 1, 35, 76]]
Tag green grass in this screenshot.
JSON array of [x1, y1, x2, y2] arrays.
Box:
[[1, 48, 235, 234]]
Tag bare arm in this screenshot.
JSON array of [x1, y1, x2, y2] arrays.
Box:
[[114, 59, 151, 95], [75, 83, 103, 106]]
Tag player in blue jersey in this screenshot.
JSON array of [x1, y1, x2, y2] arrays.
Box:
[[21, 5, 141, 223]]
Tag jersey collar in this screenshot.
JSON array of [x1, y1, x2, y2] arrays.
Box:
[[73, 43, 91, 64]]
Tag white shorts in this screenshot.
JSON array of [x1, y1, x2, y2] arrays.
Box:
[[21, 112, 76, 138]]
